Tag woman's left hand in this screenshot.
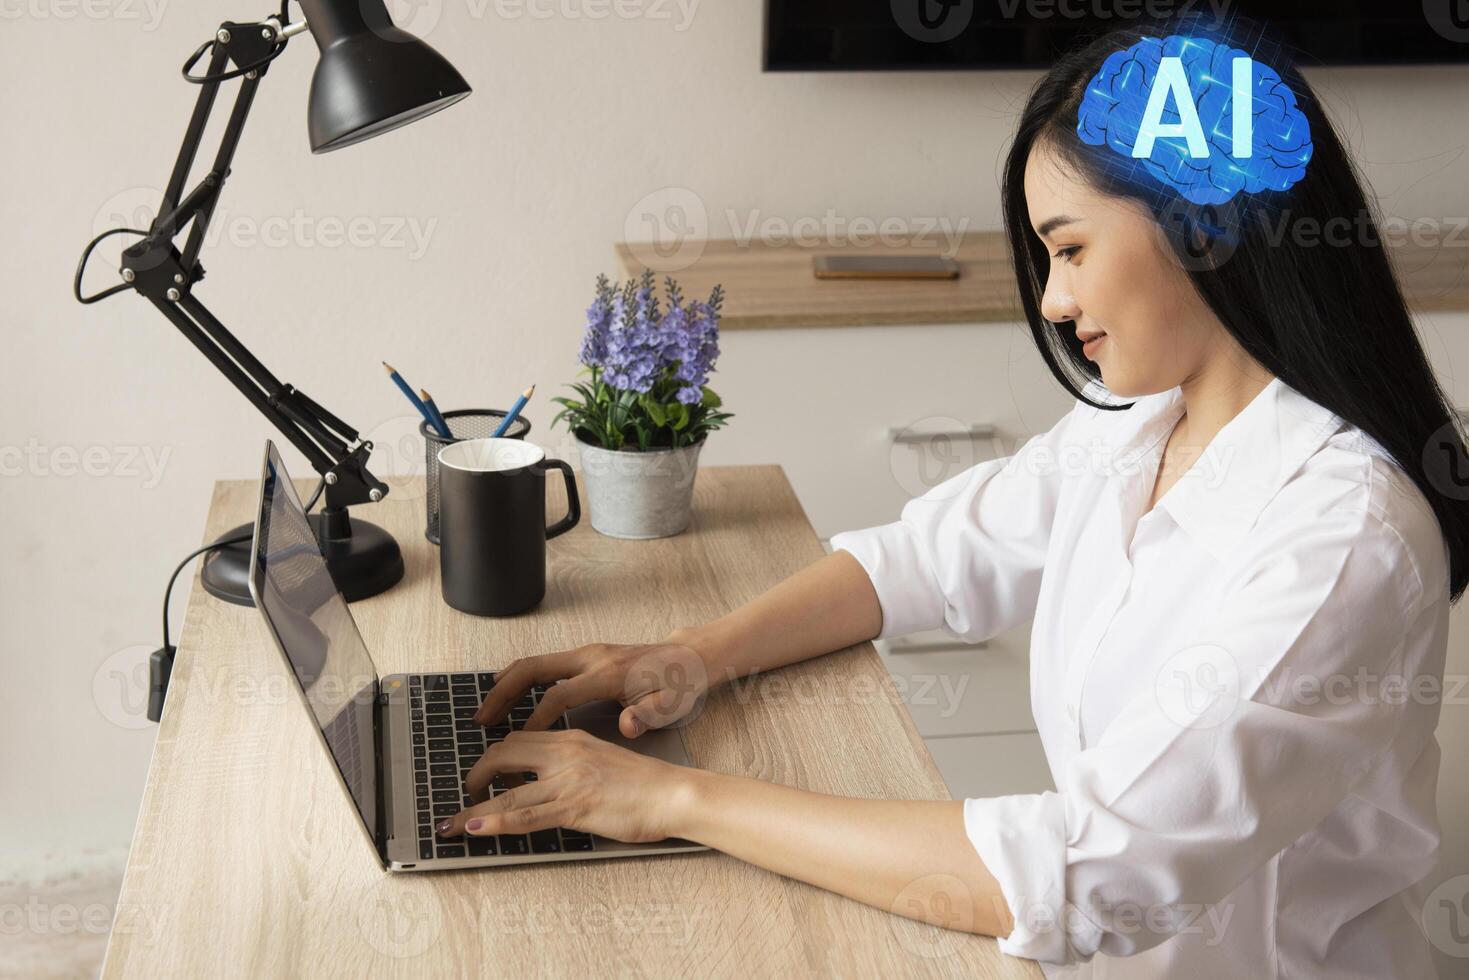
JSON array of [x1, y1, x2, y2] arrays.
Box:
[[435, 729, 696, 844]]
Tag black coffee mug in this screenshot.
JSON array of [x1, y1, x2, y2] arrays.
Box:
[[437, 438, 580, 616]]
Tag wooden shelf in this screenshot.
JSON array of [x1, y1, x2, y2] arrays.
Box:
[[615, 231, 1469, 331]]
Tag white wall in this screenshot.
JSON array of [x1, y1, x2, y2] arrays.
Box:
[[2, 0, 1467, 952]]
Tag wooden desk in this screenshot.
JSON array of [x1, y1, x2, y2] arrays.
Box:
[[103, 466, 1040, 979]]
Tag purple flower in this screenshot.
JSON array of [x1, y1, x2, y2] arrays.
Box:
[[664, 301, 720, 403], [575, 273, 722, 402], [578, 274, 616, 369], [600, 278, 669, 393]]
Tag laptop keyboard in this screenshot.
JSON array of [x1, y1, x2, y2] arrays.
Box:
[[408, 672, 596, 861]]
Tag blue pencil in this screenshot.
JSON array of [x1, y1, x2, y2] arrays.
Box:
[[492, 384, 535, 437], [419, 388, 452, 439], [382, 361, 450, 437]]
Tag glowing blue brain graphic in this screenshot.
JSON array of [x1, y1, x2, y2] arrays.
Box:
[[1077, 36, 1313, 206]]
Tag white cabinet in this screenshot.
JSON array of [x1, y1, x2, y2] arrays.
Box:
[[926, 732, 1056, 800], [700, 320, 1078, 540]]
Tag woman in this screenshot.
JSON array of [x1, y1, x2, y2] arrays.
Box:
[[439, 17, 1467, 977]]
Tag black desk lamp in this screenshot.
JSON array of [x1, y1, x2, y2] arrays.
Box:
[[74, 0, 470, 606]]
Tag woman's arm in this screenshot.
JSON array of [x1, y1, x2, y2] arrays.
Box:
[[671, 548, 885, 682], [475, 549, 884, 734], [440, 730, 1014, 940], [675, 767, 1015, 938]]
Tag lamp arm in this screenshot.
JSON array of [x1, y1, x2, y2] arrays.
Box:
[[75, 15, 388, 511]]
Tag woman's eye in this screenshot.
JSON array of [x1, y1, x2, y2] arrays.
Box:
[[1052, 246, 1081, 263]]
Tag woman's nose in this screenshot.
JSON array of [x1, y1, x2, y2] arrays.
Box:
[[1041, 275, 1080, 324]]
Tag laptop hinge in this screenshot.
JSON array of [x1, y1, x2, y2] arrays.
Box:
[[373, 692, 390, 858]]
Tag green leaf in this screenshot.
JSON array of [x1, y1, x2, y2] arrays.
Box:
[[668, 401, 689, 431], [700, 387, 722, 409]]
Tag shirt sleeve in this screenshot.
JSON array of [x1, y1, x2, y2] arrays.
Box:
[[962, 496, 1435, 964], [829, 400, 1090, 643]]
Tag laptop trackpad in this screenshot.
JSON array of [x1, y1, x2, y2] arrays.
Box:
[[564, 700, 693, 766]]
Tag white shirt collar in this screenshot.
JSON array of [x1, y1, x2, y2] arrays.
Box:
[[1092, 377, 1348, 559]]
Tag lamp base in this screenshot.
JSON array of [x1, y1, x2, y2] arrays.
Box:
[[200, 512, 405, 607]]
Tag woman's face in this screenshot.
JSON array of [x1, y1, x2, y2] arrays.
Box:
[[1023, 141, 1224, 398]]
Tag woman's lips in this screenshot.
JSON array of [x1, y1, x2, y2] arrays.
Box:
[[1082, 333, 1107, 359]]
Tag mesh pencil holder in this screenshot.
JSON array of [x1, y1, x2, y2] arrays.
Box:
[[422, 409, 532, 544]]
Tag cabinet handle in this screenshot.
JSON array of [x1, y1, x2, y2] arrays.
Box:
[[886, 637, 988, 654], [888, 422, 997, 445]]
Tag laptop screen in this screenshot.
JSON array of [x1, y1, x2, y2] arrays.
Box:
[[250, 442, 379, 844]]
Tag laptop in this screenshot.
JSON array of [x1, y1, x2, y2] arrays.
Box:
[[246, 440, 708, 871]]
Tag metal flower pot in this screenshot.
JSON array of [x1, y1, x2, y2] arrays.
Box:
[[574, 434, 704, 539]]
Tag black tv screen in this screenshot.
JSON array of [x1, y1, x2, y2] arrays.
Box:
[[764, 2, 1469, 70]]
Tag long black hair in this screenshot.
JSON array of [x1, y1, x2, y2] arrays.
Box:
[[1002, 14, 1469, 602]]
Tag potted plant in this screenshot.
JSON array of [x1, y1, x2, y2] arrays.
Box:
[[551, 271, 733, 539]]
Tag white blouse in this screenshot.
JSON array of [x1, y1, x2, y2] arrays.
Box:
[[831, 377, 1451, 979]]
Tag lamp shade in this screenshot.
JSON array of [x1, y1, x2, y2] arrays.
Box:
[[298, 0, 471, 153]]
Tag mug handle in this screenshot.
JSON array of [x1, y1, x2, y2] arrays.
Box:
[[543, 459, 581, 539]]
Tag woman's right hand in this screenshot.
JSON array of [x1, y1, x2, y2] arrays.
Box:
[[473, 636, 718, 738]]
